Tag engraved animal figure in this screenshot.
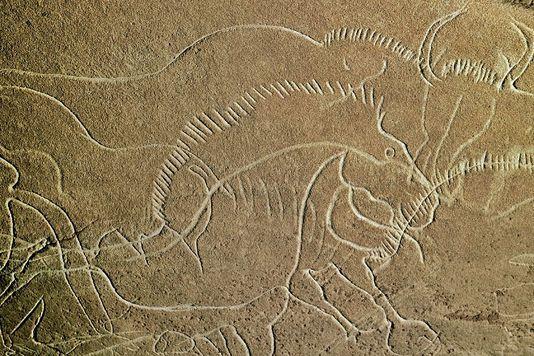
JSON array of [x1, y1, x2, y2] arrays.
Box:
[[0, 152, 292, 355], [0, 8, 532, 354], [0, 100, 173, 335], [0, 31, 434, 346], [0, 72, 443, 353], [2, 72, 532, 356], [146, 145, 440, 354], [153, 141, 532, 356], [324, 5, 534, 95]]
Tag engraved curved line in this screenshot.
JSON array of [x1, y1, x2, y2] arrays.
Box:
[[374, 96, 432, 190], [0, 196, 98, 331], [327, 18, 502, 93], [359, 59, 388, 107], [0, 201, 48, 274], [258, 177, 273, 218], [412, 83, 431, 180], [447, 98, 495, 172], [88, 266, 288, 311], [431, 95, 463, 179], [145, 143, 392, 262], [1, 16, 509, 101], [0, 155, 19, 272], [15, 297, 48, 350], [0, 145, 67, 196], [346, 185, 396, 228], [511, 19, 534, 81], [321, 262, 398, 352], [506, 19, 534, 95], [325, 185, 381, 254], [267, 290, 290, 356], [378, 150, 534, 268], [0, 24, 322, 82], [0, 202, 15, 273], [0, 154, 20, 190], [8, 190, 113, 333], [491, 197, 534, 221], [287, 152, 347, 286], [417, 4, 467, 86], [498, 52, 517, 90], [509, 253, 534, 267], [0, 86, 178, 152], [196, 336, 221, 354], [304, 267, 361, 334], [9, 296, 43, 335], [83, 334, 153, 356], [153, 330, 195, 354], [286, 279, 351, 336], [99, 142, 399, 260], [152, 77, 408, 220]]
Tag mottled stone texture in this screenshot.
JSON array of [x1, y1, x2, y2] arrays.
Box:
[[0, 1, 533, 354], [503, 0, 534, 9]]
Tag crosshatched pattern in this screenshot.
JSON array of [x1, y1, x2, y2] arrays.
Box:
[[0, 1, 533, 354]]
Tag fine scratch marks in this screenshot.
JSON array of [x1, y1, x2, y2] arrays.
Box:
[[509, 253, 534, 267], [491, 197, 534, 221]]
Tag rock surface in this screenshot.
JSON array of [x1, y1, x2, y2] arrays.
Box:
[[0, 1, 533, 354]]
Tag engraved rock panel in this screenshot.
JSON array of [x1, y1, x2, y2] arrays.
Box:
[[0, 1, 532, 354]]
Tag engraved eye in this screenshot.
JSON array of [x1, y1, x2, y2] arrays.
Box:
[[385, 147, 395, 159]]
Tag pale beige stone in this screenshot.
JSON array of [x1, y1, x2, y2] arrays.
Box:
[[0, 1, 532, 354]]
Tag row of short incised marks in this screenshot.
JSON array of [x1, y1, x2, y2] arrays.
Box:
[[321, 15, 533, 94], [391, 151, 534, 260], [151, 78, 381, 221], [322, 27, 418, 64], [440, 58, 499, 86], [439, 17, 533, 90]]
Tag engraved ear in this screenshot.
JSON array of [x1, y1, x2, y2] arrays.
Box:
[[508, 19, 534, 91], [188, 161, 227, 195], [417, 5, 467, 86], [336, 150, 350, 186], [188, 164, 214, 194], [187, 156, 231, 195], [0, 155, 19, 189]]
